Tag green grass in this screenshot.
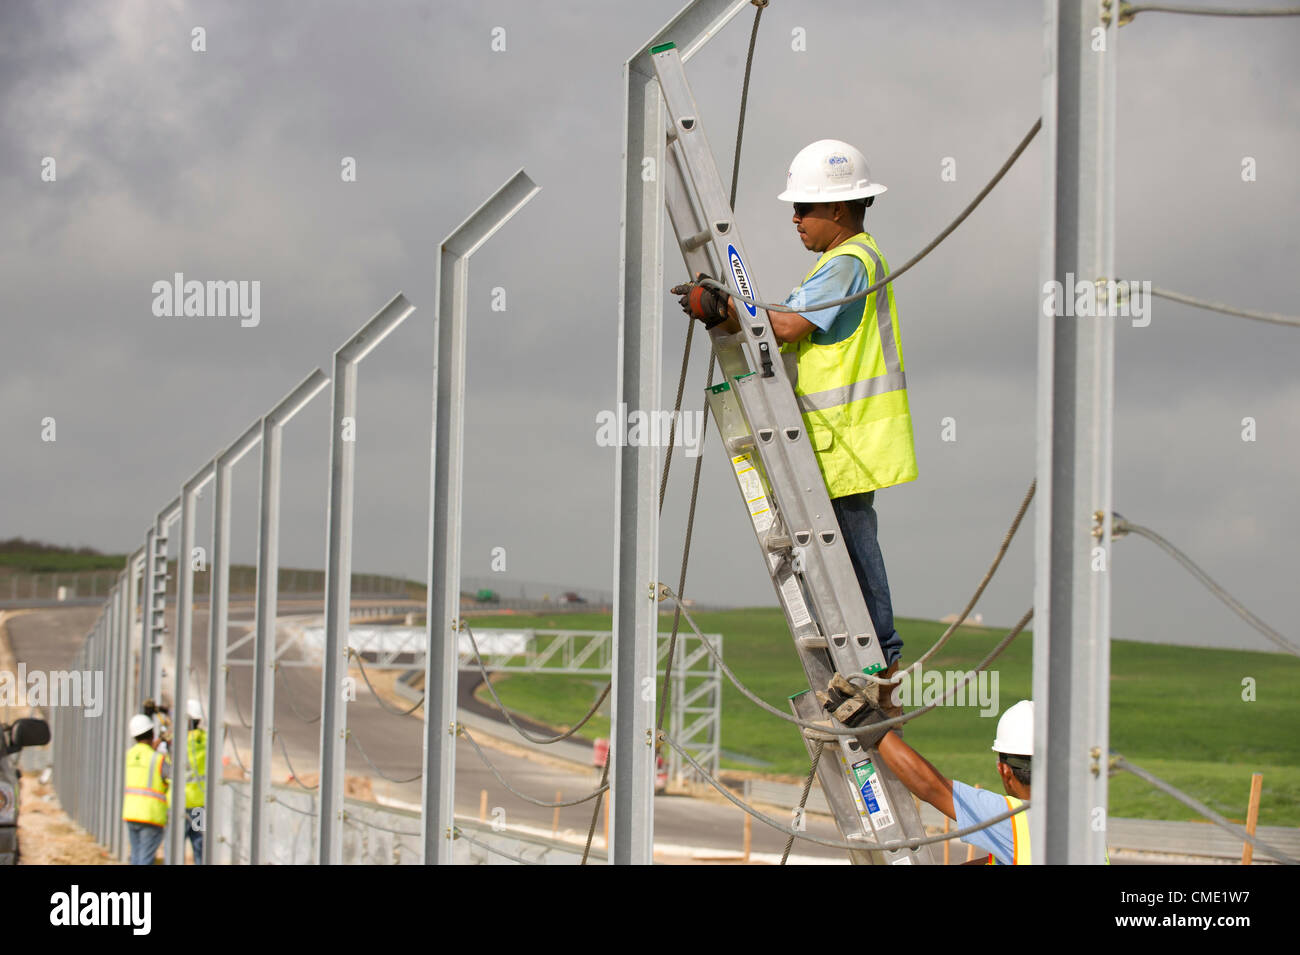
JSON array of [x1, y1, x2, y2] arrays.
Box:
[[0, 547, 127, 573], [466, 608, 1300, 826]]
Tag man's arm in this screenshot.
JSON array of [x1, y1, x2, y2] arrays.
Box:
[[875, 730, 956, 820], [714, 299, 816, 344]]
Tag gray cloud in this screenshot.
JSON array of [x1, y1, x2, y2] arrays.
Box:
[[2, 0, 1296, 654]]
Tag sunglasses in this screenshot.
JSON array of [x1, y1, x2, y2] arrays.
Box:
[[792, 202, 816, 218]]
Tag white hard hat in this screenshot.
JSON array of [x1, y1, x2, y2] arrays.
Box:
[[129, 714, 154, 739], [991, 700, 1034, 757], [778, 139, 888, 203], [187, 699, 203, 721]]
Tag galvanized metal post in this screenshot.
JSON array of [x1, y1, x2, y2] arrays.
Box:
[[317, 294, 415, 864], [168, 467, 214, 864], [249, 371, 329, 864], [104, 587, 119, 855], [139, 528, 157, 707], [422, 172, 539, 864], [616, 0, 750, 865], [1032, 0, 1117, 864], [104, 607, 113, 845], [91, 616, 104, 843], [206, 421, 260, 865], [112, 569, 130, 859]]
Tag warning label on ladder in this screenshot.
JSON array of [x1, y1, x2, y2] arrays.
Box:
[[731, 454, 774, 534], [778, 574, 813, 629], [851, 757, 895, 831]]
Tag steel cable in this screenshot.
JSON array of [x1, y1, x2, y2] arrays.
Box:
[[269, 794, 318, 818], [277, 733, 319, 791], [463, 622, 612, 744], [348, 647, 426, 716], [1147, 286, 1300, 329], [1112, 756, 1298, 865], [347, 732, 422, 784], [223, 724, 251, 775], [342, 811, 419, 838], [780, 740, 823, 865], [699, 118, 1043, 313], [661, 730, 1028, 853], [274, 664, 322, 723], [877, 479, 1036, 685], [229, 684, 253, 729], [1113, 515, 1299, 656], [459, 725, 609, 808], [453, 827, 543, 866], [1122, 2, 1300, 19], [661, 583, 1032, 736]]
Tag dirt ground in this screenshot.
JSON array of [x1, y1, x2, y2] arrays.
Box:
[[2, 610, 116, 864], [17, 772, 120, 865]]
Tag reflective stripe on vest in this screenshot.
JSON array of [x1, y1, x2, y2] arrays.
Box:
[[781, 233, 918, 497], [122, 742, 168, 826], [185, 728, 207, 809], [984, 795, 1031, 865]]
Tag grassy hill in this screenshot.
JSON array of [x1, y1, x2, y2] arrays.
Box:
[[0, 538, 127, 573], [466, 608, 1300, 827]]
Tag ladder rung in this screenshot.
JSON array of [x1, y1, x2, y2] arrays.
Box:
[[682, 229, 711, 251], [763, 531, 791, 551], [725, 434, 755, 453], [796, 633, 828, 651]]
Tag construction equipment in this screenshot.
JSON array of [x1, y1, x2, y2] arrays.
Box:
[[651, 42, 933, 864]]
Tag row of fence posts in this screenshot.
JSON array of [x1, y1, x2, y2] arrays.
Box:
[[47, 172, 561, 865]]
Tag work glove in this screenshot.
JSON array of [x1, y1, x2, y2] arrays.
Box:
[[671, 273, 731, 328]]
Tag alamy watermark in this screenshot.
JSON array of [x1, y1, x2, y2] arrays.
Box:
[[595, 404, 704, 458], [891, 662, 1000, 717], [1041, 272, 1152, 327], [151, 272, 260, 327], [0, 664, 104, 717]]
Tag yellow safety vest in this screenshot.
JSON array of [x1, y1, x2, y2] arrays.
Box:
[[985, 795, 1032, 865], [185, 728, 207, 809], [984, 795, 1110, 865], [122, 741, 168, 827], [780, 233, 918, 498]]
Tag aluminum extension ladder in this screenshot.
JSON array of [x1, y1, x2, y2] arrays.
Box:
[[652, 42, 933, 865]]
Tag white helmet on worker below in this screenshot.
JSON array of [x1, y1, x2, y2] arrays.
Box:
[[777, 139, 887, 203], [991, 700, 1034, 757], [129, 714, 154, 739], [187, 698, 203, 721]]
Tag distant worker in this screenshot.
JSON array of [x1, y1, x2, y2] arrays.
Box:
[[123, 713, 170, 865], [142, 696, 173, 751], [182, 698, 207, 864], [875, 700, 1034, 865], [674, 140, 916, 708]]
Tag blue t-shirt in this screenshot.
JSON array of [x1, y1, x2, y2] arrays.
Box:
[[781, 254, 869, 345], [952, 780, 1021, 865]]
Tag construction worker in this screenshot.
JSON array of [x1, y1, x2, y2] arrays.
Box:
[[874, 699, 1033, 865], [182, 698, 206, 864], [123, 713, 170, 865], [674, 140, 916, 702]]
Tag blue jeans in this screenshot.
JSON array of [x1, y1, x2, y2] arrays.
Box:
[[127, 821, 165, 866], [831, 490, 903, 666], [184, 807, 204, 864]]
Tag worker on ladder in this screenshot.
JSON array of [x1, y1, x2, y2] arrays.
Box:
[[675, 140, 917, 710], [875, 699, 1034, 865]]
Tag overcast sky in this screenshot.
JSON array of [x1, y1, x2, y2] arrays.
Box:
[[2, 0, 1296, 653]]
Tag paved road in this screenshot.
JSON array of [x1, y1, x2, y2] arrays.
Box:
[[6, 605, 849, 862]]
